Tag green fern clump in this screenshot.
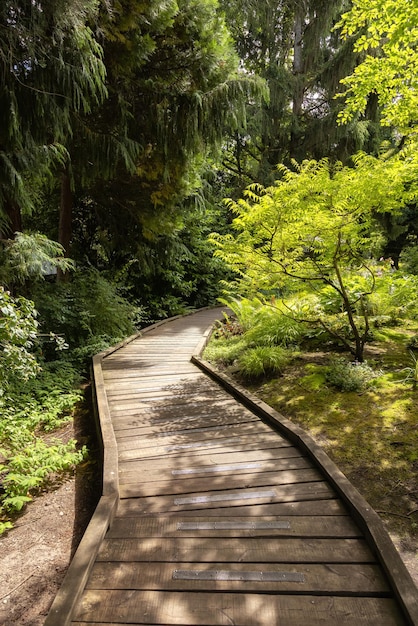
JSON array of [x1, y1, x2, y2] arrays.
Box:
[[0, 359, 86, 533], [218, 297, 263, 331], [237, 346, 291, 378], [246, 306, 302, 346], [203, 336, 247, 365]]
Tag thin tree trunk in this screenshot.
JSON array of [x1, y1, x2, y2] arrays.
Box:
[[2, 199, 22, 238], [57, 168, 73, 282], [290, 8, 305, 160]]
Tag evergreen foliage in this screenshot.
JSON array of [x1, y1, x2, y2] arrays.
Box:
[[218, 0, 381, 185], [0, 0, 106, 224]]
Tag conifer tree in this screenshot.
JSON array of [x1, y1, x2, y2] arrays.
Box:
[[219, 0, 382, 184], [0, 0, 106, 235], [68, 0, 261, 262]]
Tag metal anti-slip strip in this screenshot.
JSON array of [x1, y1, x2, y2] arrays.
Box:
[[174, 490, 276, 505], [172, 569, 306, 582], [172, 462, 262, 475], [166, 438, 240, 451], [177, 521, 291, 530], [159, 424, 231, 437]]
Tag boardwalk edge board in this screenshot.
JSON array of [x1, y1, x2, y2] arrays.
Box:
[[192, 350, 418, 625]]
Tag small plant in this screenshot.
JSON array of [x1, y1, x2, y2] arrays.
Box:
[[400, 351, 418, 390], [203, 336, 247, 365], [213, 312, 243, 339], [237, 346, 291, 378], [0, 357, 86, 533], [218, 297, 263, 332], [246, 304, 303, 347], [326, 357, 381, 392]]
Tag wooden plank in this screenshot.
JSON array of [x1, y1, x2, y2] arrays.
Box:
[[118, 446, 308, 476], [117, 430, 292, 454], [87, 561, 388, 594], [103, 362, 196, 372], [118, 433, 294, 461], [115, 419, 280, 443], [97, 536, 374, 563], [119, 456, 313, 485], [117, 482, 336, 513], [107, 389, 229, 408], [117, 497, 348, 518], [74, 591, 406, 625], [119, 468, 323, 499], [107, 515, 362, 539], [111, 407, 251, 426], [103, 370, 204, 385], [112, 402, 253, 429], [107, 391, 238, 412], [115, 416, 273, 437]]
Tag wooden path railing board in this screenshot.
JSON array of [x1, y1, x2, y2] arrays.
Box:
[[45, 308, 418, 626]]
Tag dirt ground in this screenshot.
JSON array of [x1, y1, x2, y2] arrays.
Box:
[[0, 388, 101, 626], [0, 474, 99, 625]]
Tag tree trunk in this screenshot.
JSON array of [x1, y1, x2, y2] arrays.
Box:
[[57, 168, 73, 282], [290, 7, 305, 160], [2, 199, 22, 238]]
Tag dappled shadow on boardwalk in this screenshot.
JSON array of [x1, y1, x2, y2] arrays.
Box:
[[76, 358, 408, 624], [48, 308, 417, 625]]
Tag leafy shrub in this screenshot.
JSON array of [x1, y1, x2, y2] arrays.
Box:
[[326, 358, 381, 392], [0, 358, 85, 532], [219, 297, 263, 332], [0, 288, 39, 398], [70, 335, 119, 369], [0, 438, 86, 514], [33, 269, 137, 351], [367, 271, 418, 323], [237, 346, 291, 378]]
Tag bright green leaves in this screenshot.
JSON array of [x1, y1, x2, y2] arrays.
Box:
[[214, 153, 418, 293], [211, 151, 418, 361], [337, 0, 418, 132], [0, 288, 39, 397]]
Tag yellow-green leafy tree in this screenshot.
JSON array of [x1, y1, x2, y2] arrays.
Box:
[[211, 152, 418, 361]]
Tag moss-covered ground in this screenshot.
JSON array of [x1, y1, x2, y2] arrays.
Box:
[[205, 327, 418, 545]]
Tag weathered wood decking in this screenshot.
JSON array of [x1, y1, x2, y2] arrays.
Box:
[[46, 308, 418, 625]]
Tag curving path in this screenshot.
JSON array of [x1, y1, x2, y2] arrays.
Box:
[[46, 308, 418, 625]]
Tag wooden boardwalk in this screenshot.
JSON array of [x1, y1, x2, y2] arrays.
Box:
[[46, 308, 418, 625]]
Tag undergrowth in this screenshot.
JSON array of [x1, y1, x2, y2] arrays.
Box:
[[0, 362, 87, 534]]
